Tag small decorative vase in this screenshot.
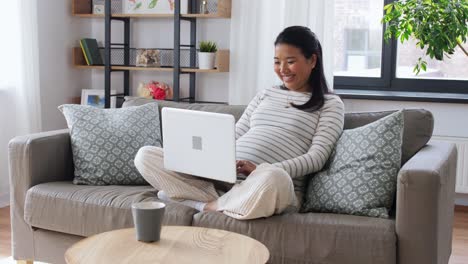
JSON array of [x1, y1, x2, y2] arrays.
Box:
[[198, 52, 216, 69], [200, 0, 209, 14]]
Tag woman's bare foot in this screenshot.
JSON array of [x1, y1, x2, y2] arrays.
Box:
[[203, 200, 218, 211]]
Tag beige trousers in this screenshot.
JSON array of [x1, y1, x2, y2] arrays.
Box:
[[134, 146, 298, 220]]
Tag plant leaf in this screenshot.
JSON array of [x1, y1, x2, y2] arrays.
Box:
[[381, 0, 468, 67], [421, 61, 427, 71], [148, 0, 158, 9], [134, 2, 142, 10]]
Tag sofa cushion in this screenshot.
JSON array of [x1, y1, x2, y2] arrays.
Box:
[[344, 109, 433, 164], [123, 97, 246, 122], [59, 103, 161, 185], [193, 211, 396, 264], [303, 111, 404, 218], [24, 181, 197, 237]]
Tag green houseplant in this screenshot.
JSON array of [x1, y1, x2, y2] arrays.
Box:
[[199, 41, 218, 53], [198, 41, 218, 69], [382, 0, 468, 74]]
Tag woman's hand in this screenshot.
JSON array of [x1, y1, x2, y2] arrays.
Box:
[[236, 160, 256, 176]]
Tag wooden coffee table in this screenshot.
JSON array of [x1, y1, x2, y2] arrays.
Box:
[[65, 226, 270, 264]]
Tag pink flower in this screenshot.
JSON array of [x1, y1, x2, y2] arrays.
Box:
[[152, 88, 166, 100], [148, 81, 167, 100]]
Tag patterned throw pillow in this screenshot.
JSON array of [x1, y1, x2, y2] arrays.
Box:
[[302, 111, 404, 218], [59, 103, 161, 185]]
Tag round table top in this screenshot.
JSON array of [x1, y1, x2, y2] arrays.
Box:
[[65, 226, 270, 264]]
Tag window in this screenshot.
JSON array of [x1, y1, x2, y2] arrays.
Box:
[[396, 38, 468, 80], [337, 28, 382, 77], [333, 0, 468, 96], [334, 0, 384, 78]]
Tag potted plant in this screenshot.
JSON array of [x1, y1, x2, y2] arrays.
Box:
[[382, 0, 467, 74], [198, 41, 218, 69]]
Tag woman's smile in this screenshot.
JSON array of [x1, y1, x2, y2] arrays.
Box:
[[274, 43, 316, 93]]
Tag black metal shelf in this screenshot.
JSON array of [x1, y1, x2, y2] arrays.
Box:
[[103, 0, 200, 107], [73, 0, 231, 107], [100, 47, 198, 67], [71, 0, 232, 107]]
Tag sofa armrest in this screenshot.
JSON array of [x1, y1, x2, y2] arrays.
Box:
[[396, 141, 457, 264], [8, 129, 74, 259]]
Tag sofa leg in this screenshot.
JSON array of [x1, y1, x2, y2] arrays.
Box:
[[17, 261, 33, 264]]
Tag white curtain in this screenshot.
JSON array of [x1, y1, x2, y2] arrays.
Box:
[[16, 0, 42, 134], [228, 0, 335, 104], [0, 0, 42, 205]]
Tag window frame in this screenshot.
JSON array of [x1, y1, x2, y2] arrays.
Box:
[[333, 0, 468, 95]]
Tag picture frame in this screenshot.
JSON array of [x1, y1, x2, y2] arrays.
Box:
[[123, 0, 188, 15], [93, 0, 122, 14], [81, 89, 117, 108], [136, 49, 161, 67], [93, 4, 105, 15]]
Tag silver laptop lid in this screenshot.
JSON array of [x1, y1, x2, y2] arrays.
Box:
[[161, 107, 236, 183]]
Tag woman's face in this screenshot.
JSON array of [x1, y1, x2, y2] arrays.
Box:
[[274, 44, 316, 93]]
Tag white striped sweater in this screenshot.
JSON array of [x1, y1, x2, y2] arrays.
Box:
[[236, 86, 345, 180]]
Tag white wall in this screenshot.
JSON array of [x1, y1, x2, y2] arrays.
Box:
[[344, 99, 468, 205], [456, 193, 468, 206], [343, 99, 468, 138], [37, 0, 92, 131], [90, 18, 230, 102]]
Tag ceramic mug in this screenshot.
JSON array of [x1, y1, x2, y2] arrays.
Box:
[[131, 201, 166, 242]]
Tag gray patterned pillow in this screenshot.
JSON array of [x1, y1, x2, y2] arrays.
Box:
[[59, 103, 161, 185], [302, 111, 404, 218]]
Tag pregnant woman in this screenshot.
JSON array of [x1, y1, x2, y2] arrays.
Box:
[[135, 26, 345, 220]]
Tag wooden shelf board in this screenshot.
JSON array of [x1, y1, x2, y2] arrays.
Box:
[[73, 65, 227, 73], [74, 65, 104, 70], [73, 14, 104, 18], [182, 14, 230, 18], [72, 14, 229, 19], [73, 47, 229, 73], [71, 0, 231, 18], [113, 66, 174, 72], [113, 13, 174, 18], [182, 68, 225, 73]]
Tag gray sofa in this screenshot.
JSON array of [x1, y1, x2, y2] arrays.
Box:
[[9, 99, 457, 264]]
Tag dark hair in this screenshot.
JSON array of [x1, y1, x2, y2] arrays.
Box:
[[274, 26, 330, 112]]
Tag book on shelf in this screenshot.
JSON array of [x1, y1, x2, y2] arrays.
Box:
[[80, 38, 103, 65], [79, 40, 90, 65]]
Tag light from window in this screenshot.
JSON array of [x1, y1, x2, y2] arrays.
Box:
[[396, 38, 468, 80], [334, 0, 384, 77], [0, 2, 21, 90]]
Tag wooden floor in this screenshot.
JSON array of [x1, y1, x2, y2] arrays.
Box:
[[450, 207, 468, 264], [0, 207, 11, 259], [1, 206, 468, 262]]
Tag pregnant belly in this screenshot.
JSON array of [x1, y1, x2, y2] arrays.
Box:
[[236, 128, 309, 164]]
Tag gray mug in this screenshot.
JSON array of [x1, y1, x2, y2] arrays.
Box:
[[131, 201, 166, 242]]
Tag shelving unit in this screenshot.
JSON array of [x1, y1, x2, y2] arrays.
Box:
[[72, 47, 229, 72], [72, 0, 231, 107], [72, 0, 231, 18], [72, 13, 231, 18]]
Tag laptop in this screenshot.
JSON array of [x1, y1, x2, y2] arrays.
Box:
[[161, 107, 237, 183]]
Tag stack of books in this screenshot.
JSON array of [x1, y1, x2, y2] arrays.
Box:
[[80, 38, 103, 65]]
